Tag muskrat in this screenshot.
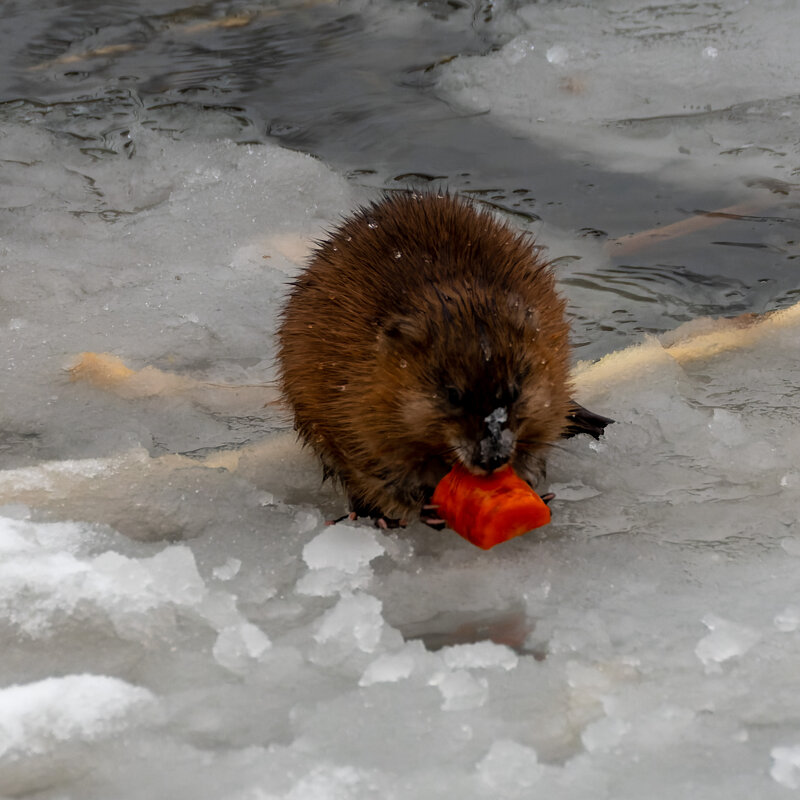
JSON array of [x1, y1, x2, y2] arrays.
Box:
[[277, 192, 610, 525]]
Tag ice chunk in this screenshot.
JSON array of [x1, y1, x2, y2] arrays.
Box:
[[502, 37, 535, 66], [477, 739, 542, 790], [440, 641, 518, 671], [428, 670, 488, 711], [546, 45, 569, 65], [313, 593, 385, 655], [771, 745, 800, 789], [302, 525, 386, 573], [297, 525, 387, 597], [93, 546, 207, 607], [695, 613, 761, 673], [212, 622, 272, 674], [359, 651, 417, 686], [295, 567, 366, 597]]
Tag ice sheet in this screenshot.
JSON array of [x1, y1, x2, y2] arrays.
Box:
[[2, 299, 799, 798], [1, 46, 800, 800]]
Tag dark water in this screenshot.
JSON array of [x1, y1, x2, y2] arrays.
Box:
[[2, 0, 798, 357]]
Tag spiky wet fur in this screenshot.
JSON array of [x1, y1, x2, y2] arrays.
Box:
[[277, 192, 573, 519]]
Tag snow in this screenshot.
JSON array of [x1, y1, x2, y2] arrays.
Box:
[[0, 675, 158, 795], [0, 675, 157, 750], [0, 517, 210, 636], [1, 1, 800, 798]]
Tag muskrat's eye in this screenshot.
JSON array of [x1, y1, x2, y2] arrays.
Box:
[[446, 385, 463, 408]]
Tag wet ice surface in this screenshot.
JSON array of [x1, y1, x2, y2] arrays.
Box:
[[437, 0, 800, 357], [5, 310, 800, 800], [438, 0, 800, 189], [3, 121, 800, 800], [2, 1, 800, 798]]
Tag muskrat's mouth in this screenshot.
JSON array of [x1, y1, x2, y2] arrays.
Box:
[[452, 454, 512, 478]]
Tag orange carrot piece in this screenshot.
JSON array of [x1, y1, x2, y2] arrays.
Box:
[[432, 463, 550, 549]]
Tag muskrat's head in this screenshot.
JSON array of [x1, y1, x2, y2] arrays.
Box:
[[373, 283, 572, 479]]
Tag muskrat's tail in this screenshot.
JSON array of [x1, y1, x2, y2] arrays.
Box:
[[562, 402, 614, 440]]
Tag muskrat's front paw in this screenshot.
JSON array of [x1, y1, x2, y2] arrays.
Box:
[[420, 503, 447, 530], [375, 516, 407, 530]]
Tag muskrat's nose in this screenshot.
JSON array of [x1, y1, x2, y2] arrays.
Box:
[[474, 450, 510, 473], [475, 407, 514, 473]]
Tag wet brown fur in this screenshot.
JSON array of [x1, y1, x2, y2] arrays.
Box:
[[277, 192, 573, 519]]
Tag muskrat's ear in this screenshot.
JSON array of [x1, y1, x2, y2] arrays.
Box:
[[382, 316, 415, 340], [378, 315, 426, 352], [505, 292, 539, 332]]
